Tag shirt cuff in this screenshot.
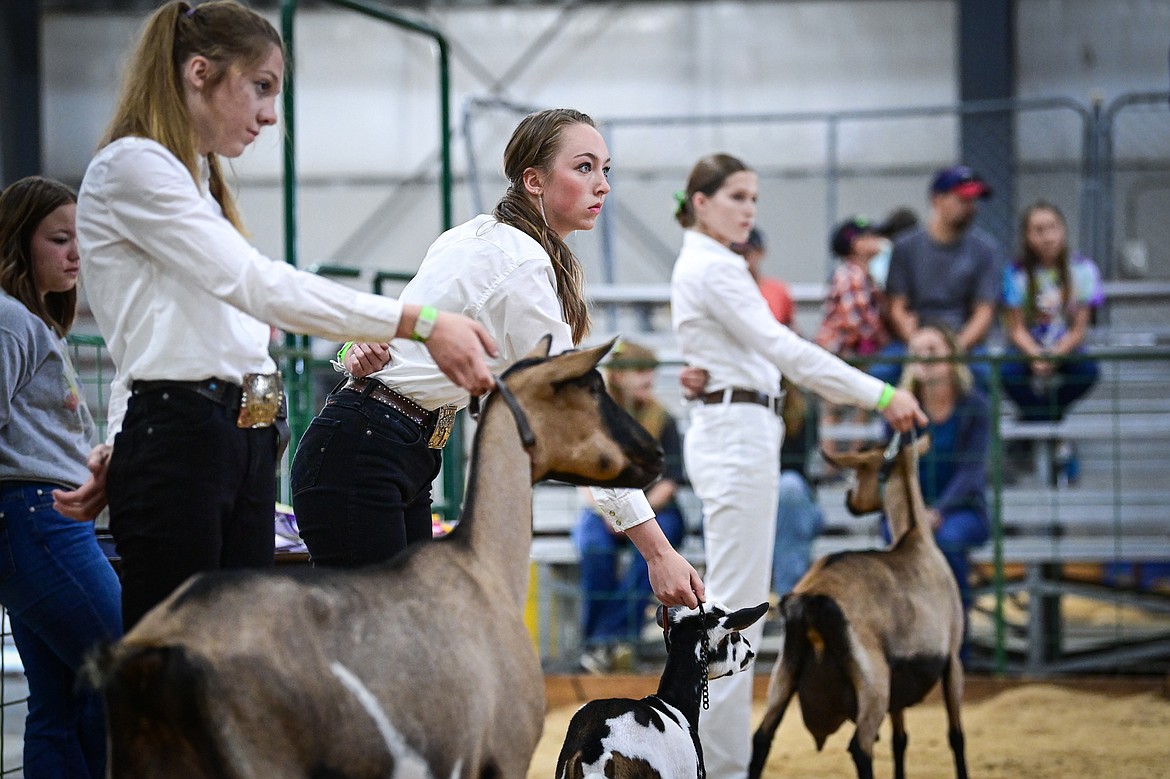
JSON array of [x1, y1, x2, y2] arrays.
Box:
[[589, 487, 656, 532]]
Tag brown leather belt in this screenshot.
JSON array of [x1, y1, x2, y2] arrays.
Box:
[[341, 378, 457, 449], [699, 387, 783, 416]]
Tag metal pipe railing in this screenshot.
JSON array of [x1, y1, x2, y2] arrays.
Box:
[[279, 0, 463, 517]]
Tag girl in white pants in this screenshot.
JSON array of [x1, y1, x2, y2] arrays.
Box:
[[670, 153, 927, 779]]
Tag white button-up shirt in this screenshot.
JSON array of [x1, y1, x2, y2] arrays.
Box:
[[367, 214, 654, 532], [78, 137, 407, 443], [671, 229, 885, 408]]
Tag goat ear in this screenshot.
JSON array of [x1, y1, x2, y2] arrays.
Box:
[[912, 432, 932, 457], [542, 338, 616, 384], [523, 334, 554, 361], [723, 602, 770, 631]]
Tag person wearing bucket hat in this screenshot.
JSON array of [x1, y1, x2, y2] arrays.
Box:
[[872, 164, 1007, 389]]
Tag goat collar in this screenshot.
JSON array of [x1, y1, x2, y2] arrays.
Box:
[[471, 375, 536, 450], [878, 428, 921, 487], [697, 601, 710, 712]]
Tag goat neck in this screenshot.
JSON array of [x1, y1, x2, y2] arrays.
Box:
[[456, 382, 538, 609], [655, 620, 709, 731], [884, 442, 932, 546]]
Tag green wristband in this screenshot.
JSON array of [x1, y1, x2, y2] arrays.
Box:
[[410, 305, 439, 342], [876, 382, 896, 411], [336, 341, 356, 363]]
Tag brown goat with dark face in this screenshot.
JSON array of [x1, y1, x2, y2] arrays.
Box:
[[86, 337, 664, 779], [748, 434, 969, 779]]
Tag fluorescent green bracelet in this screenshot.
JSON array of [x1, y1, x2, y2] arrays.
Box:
[[336, 341, 356, 363], [410, 305, 439, 342], [876, 382, 896, 411]]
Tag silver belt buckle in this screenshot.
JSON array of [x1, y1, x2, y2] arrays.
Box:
[[427, 405, 457, 449], [237, 372, 283, 429]]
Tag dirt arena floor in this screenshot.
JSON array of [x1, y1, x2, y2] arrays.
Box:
[[531, 674, 1170, 778]]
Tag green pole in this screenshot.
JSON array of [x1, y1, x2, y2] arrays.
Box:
[[279, 0, 460, 519]]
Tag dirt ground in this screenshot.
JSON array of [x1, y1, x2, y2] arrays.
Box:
[[530, 676, 1170, 778]]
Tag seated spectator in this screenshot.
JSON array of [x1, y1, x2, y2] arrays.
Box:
[[817, 215, 890, 363], [815, 216, 890, 466], [884, 321, 990, 660], [733, 227, 795, 327], [1000, 201, 1103, 484], [875, 165, 1006, 390], [772, 379, 825, 595], [572, 341, 687, 673]]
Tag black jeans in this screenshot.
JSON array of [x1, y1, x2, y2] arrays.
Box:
[[107, 386, 276, 631], [290, 385, 442, 568]]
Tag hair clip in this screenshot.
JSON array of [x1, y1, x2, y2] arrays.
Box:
[[673, 190, 687, 216]]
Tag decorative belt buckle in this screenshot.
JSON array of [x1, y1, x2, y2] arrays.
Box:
[[237, 372, 284, 429], [427, 405, 457, 449]]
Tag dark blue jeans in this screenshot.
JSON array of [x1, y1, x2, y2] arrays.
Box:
[[999, 349, 1100, 421], [572, 505, 686, 646], [291, 385, 442, 568], [0, 482, 122, 778], [108, 386, 277, 631]]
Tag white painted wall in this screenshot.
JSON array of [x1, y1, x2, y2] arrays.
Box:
[[38, 0, 1170, 295]]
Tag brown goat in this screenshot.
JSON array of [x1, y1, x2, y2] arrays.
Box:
[[86, 337, 664, 779], [748, 434, 969, 779]]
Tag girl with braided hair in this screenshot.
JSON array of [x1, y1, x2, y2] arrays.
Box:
[[292, 109, 704, 609]]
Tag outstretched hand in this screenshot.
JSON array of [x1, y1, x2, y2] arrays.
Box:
[[52, 444, 111, 521]]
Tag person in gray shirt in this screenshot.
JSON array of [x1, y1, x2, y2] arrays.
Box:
[[873, 165, 1005, 388], [0, 176, 122, 777]]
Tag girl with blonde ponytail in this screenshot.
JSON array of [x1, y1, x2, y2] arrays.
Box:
[[62, 0, 496, 631], [292, 108, 704, 610]]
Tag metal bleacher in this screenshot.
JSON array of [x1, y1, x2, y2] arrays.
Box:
[[529, 284, 1170, 677]]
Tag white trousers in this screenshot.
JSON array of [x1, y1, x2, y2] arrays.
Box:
[[685, 401, 782, 779]]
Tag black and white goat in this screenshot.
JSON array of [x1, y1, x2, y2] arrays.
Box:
[[84, 337, 664, 779], [556, 601, 768, 779], [748, 434, 969, 779]]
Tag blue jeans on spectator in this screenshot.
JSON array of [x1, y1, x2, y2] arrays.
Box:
[[573, 505, 686, 647], [772, 472, 824, 595], [999, 348, 1100, 421], [869, 340, 992, 392], [0, 482, 122, 778]]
